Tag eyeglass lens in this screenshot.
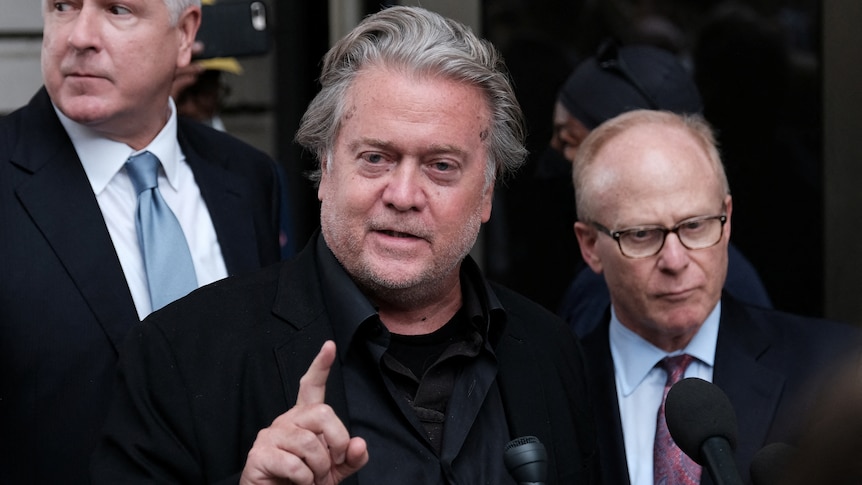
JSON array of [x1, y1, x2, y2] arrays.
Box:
[[618, 217, 725, 257]]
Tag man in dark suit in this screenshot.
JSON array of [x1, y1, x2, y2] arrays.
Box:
[[0, 1, 280, 483], [572, 109, 860, 485], [91, 6, 599, 484], [547, 42, 772, 335]]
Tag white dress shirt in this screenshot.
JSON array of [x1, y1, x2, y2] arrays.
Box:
[[610, 302, 720, 485], [56, 100, 228, 320]]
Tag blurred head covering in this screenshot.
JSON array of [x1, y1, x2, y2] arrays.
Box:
[[558, 40, 702, 129]]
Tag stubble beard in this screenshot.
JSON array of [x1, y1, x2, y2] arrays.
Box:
[[320, 203, 483, 308]]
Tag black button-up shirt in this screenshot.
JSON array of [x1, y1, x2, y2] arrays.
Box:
[[317, 237, 516, 484]]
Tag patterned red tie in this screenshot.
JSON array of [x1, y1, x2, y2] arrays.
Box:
[[654, 354, 702, 485]]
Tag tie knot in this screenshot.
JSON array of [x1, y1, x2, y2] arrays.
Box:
[[126, 151, 161, 194], [659, 354, 695, 386]]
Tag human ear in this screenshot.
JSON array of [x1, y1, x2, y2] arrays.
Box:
[[574, 221, 603, 274], [175, 6, 202, 68]]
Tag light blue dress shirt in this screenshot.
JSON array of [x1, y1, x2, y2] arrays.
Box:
[[610, 302, 720, 485]]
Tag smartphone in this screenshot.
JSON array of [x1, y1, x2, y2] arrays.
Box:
[[195, 1, 270, 59]]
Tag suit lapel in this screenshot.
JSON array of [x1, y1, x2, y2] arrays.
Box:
[[178, 127, 260, 275], [272, 323, 350, 420], [496, 332, 552, 441], [11, 89, 138, 352], [581, 318, 633, 485], [270, 243, 352, 426], [713, 296, 784, 475]]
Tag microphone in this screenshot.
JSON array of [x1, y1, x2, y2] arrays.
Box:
[[504, 436, 547, 485], [665, 377, 744, 485], [750, 442, 797, 485]]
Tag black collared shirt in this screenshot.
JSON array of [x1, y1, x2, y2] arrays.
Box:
[[316, 237, 516, 484]]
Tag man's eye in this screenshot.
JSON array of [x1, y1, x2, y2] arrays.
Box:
[[109, 5, 132, 15], [626, 229, 659, 243], [682, 221, 704, 232], [433, 161, 452, 171], [364, 153, 384, 164]]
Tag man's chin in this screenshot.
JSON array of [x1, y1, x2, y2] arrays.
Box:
[[656, 311, 708, 335], [363, 264, 424, 290], [55, 96, 115, 125]]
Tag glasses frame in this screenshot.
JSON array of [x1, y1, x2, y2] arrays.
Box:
[[595, 39, 659, 110], [592, 214, 728, 259]]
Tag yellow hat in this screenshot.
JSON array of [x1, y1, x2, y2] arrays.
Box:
[[197, 57, 244, 75], [197, 0, 242, 74]]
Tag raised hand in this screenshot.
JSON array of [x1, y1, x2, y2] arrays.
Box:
[[240, 341, 369, 485]]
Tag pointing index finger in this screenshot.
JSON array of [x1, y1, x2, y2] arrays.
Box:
[[295, 340, 337, 407]]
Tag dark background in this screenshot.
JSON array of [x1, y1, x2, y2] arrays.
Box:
[[273, 0, 827, 318]]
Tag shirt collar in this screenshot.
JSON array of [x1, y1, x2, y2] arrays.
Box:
[[314, 234, 506, 361], [610, 300, 720, 397], [315, 236, 379, 361], [55, 98, 183, 195], [458, 256, 507, 351]]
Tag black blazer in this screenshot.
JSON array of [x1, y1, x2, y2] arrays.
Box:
[[581, 294, 861, 485], [0, 88, 281, 484], [91, 235, 600, 484]]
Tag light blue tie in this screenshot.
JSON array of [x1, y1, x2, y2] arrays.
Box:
[[126, 151, 198, 311]]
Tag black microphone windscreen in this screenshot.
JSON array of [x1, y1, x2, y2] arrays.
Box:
[[504, 436, 548, 483], [750, 442, 797, 485], [665, 377, 738, 464]]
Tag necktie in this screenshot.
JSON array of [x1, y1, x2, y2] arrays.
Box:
[[654, 354, 701, 485], [126, 151, 198, 311]]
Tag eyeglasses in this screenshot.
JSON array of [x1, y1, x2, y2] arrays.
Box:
[[595, 39, 659, 110], [592, 214, 728, 258]]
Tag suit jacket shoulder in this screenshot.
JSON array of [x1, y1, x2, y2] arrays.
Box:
[[176, 118, 282, 272], [715, 294, 862, 470]]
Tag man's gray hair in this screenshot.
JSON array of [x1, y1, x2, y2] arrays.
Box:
[[296, 6, 527, 188], [164, 0, 201, 25]]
